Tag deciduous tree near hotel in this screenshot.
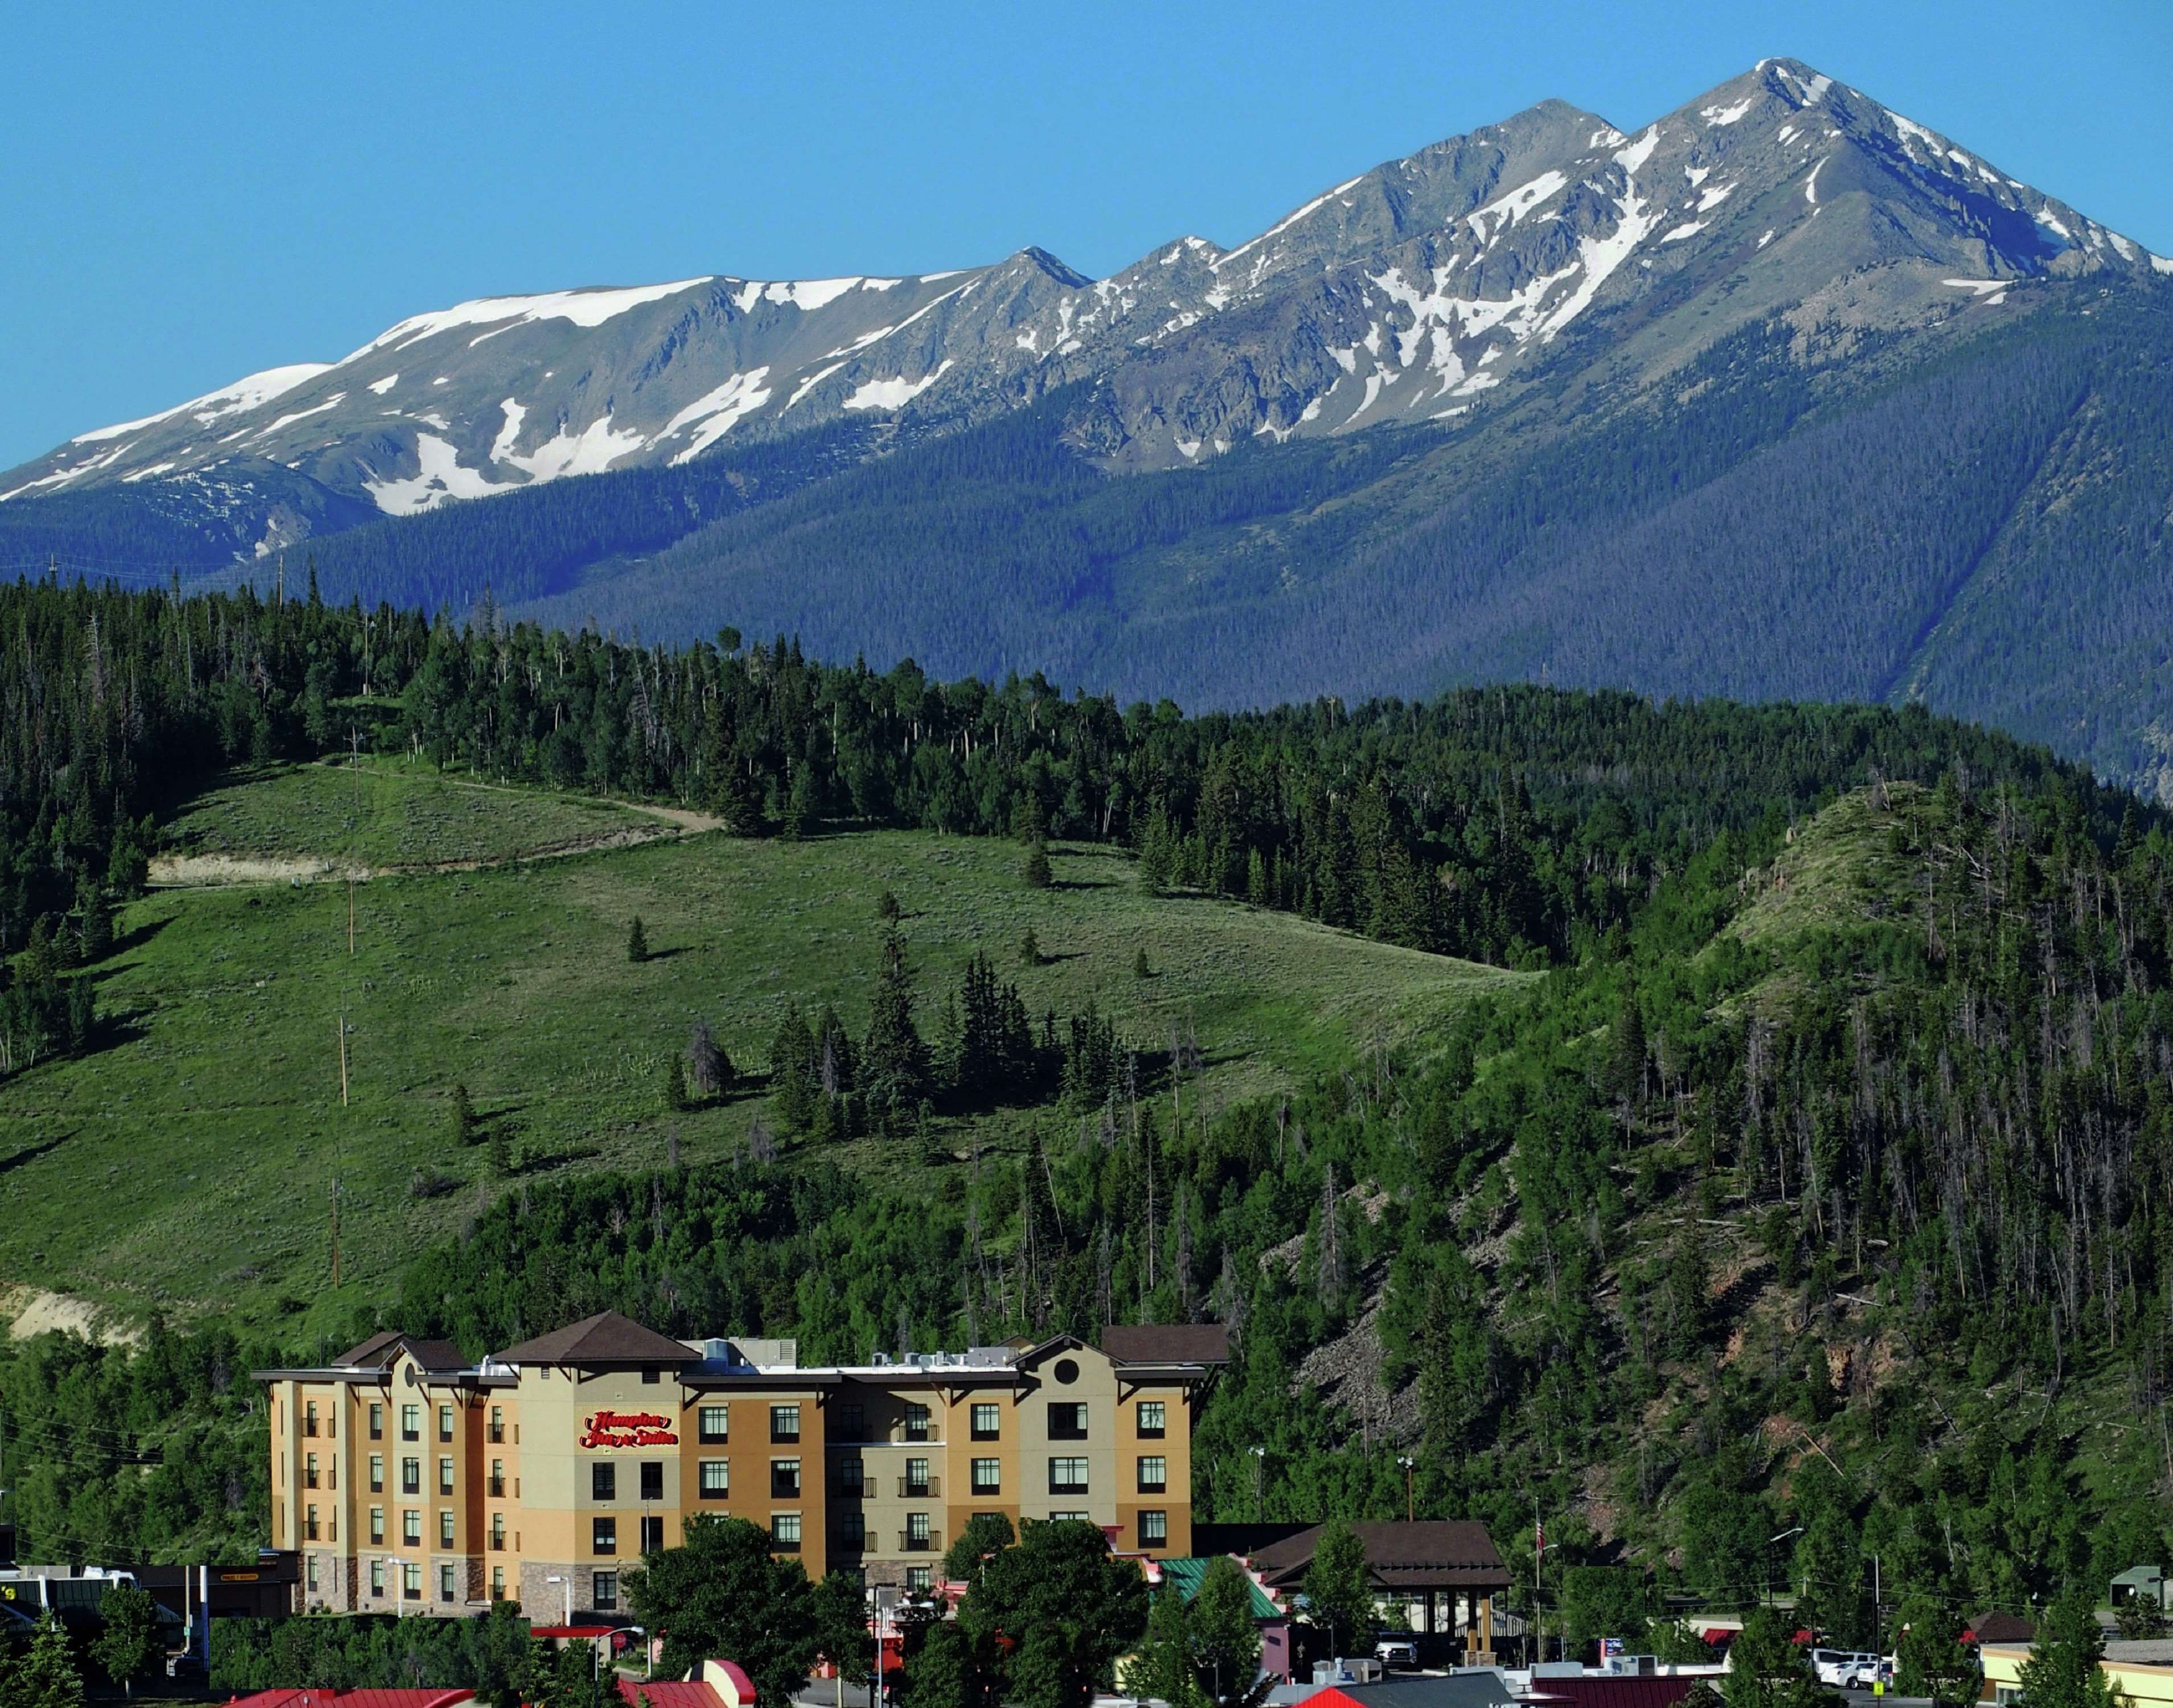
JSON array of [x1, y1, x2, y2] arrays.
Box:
[[624, 1515, 818, 1703], [959, 1519, 1148, 1708]]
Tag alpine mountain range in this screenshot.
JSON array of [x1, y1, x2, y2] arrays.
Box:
[[7, 58, 2173, 792]]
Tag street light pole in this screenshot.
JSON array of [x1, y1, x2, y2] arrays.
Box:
[[1397, 1457, 1416, 1524], [1249, 1447, 1266, 1522]]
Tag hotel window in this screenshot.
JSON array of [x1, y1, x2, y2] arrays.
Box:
[[699, 1460, 730, 1500], [641, 1516, 664, 1553], [903, 1402, 930, 1443], [438, 1563, 456, 1603], [369, 1402, 383, 1440], [904, 1457, 930, 1498], [490, 1567, 505, 1602], [970, 1458, 1001, 1496], [905, 1567, 932, 1592], [837, 1511, 866, 1549], [305, 1452, 320, 1489], [490, 1514, 505, 1550], [643, 1368, 661, 1385], [835, 1456, 863, 1495], [772, 1513, 802, 1550], [839, 1404, 865, 1439], [369, 1454, 384, 1493], [370, 1559, 385, 1598], [592, 1517, 618, 1556], [1139, 1510, 1168, 1547], [439, 1456, 456, 1494], [592, 1461, 617, 1500], [1048, 1457, 1089, 1495], [1137, 1455, 1168, 1494], [440, 1510, 456, 1547], [487, 1406, 503, 1444], [307, 1555, 319, 1591], [594, 1571, 619, 1611], [326, 1407, 337, 1439], [641, 1461, 664, 1501], [698, 1405, 729, 1443], [488, 1459, 504, 1498], [305, 1505, 319, 1542], [772, 1459, 802, 1498], [1048, 1401, 1088, 1440], [403, 1563, 421, 1601], [401, 1404, 420, 1442], [1051, 1512, 1089, 1522], [438, 1404, 454, 1443], [403, 1509, 422, 1546], [906, 1512, 931, 1549], [370, 1508, 385, 1545], [305, 1401, 319, 1437], [970, 1403, 1000, 1440], [1137, 1400, 1166, 1439], [401, 1457, 421, 1495], [771, 1405, 800, 1443]]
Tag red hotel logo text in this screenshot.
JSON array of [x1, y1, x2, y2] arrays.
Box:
[[580, 1410, 679, 1448]]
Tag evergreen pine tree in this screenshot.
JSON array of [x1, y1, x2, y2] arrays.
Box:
[[770, 1004, 818, 1130], [1134, 948, 1152, 979], [665, 1054, 690, 1112], [1020, 927, 1042, 967], [1023, 838, 1052, 889], [627, 916, 650, 963], [451, 1083, 477, 1145], [486, 1122, 512, 1180], [860, 927, 926, 1131]]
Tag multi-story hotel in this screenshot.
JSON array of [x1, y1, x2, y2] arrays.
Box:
[[255, 1312, 1226, 1616]]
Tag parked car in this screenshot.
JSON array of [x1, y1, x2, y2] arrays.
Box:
[[1374, 1635, 1419, 1667], [1841, 1660, 1896, 1691], [1810, 1649, 1887, 1689]]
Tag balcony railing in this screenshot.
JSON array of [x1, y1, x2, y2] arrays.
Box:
[[304, 1520, 319, 1541], [897, 1475, 940, 1498], [897, 1530, 941, 1553], [487, 1424, 505, 1443], [487, 1476, 505, 1498]]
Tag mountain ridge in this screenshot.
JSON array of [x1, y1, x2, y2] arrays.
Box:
[[5, 56, 2161, 544]]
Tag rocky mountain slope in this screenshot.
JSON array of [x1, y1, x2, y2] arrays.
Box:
[[5, 58, 2162, 556]]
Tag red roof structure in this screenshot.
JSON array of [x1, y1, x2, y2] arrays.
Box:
[[1522, 1677, 1712, 1708], [227, 1691, 473, 1708], [613, 1660, 756, 1708]]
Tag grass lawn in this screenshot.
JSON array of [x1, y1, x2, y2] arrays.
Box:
[[0, 766, 1527, 1339], [162, 760, 666, 872]]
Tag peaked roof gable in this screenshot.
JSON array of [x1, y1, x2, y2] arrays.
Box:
[[497, 1310, 699, 1366]]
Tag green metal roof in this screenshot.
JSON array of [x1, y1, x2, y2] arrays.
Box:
[[1158, 1557, 1282, 1620]]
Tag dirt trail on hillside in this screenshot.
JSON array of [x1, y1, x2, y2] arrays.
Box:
[[150, 785, 727, 889]]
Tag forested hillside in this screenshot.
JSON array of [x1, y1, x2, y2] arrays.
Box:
[[3, 577, 2171, 1636]]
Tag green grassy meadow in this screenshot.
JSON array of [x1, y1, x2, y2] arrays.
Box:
[[0, 765, 1524, 1338]]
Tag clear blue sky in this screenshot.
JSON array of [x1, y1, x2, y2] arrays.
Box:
[[3, 0, 2168, 471]]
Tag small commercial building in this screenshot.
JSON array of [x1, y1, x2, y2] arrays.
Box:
[[257, 1312, 1224, 1616], [1249, 1522, 1510, 1661]]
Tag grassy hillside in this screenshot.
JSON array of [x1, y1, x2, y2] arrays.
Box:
[[0, 762, 1519, 1339]]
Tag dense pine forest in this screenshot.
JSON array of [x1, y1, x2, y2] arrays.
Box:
[[5, 574, 2173, 1641]]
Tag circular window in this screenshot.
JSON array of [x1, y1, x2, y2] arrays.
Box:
[[1053, 1358, 1080, 1385]]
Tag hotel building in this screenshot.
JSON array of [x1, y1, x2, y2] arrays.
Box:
[[255, 1312, 1226, 1616]]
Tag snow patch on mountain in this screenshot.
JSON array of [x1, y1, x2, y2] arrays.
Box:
[[661, 371, 775, 463], [843, 362, 954, 412], [365, 434, 515, 515], [71, 363, 331, 445], [358, 281, 712, 357]]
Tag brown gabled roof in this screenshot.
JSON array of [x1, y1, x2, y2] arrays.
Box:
[[497, 1311, 699, 1366], [1252, 1521, 1508, 1590], [333, 1331, 468, 1372], [1969, 1612, 2036, 1645], [1100, 1323, 1231, 1366]]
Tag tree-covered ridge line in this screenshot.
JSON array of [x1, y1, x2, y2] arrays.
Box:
[[0, 572, 2137, 976]]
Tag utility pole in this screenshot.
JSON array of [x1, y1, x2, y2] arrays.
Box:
[[338, 1012, 349, 1106], [330, 1180, 341, 1286]]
